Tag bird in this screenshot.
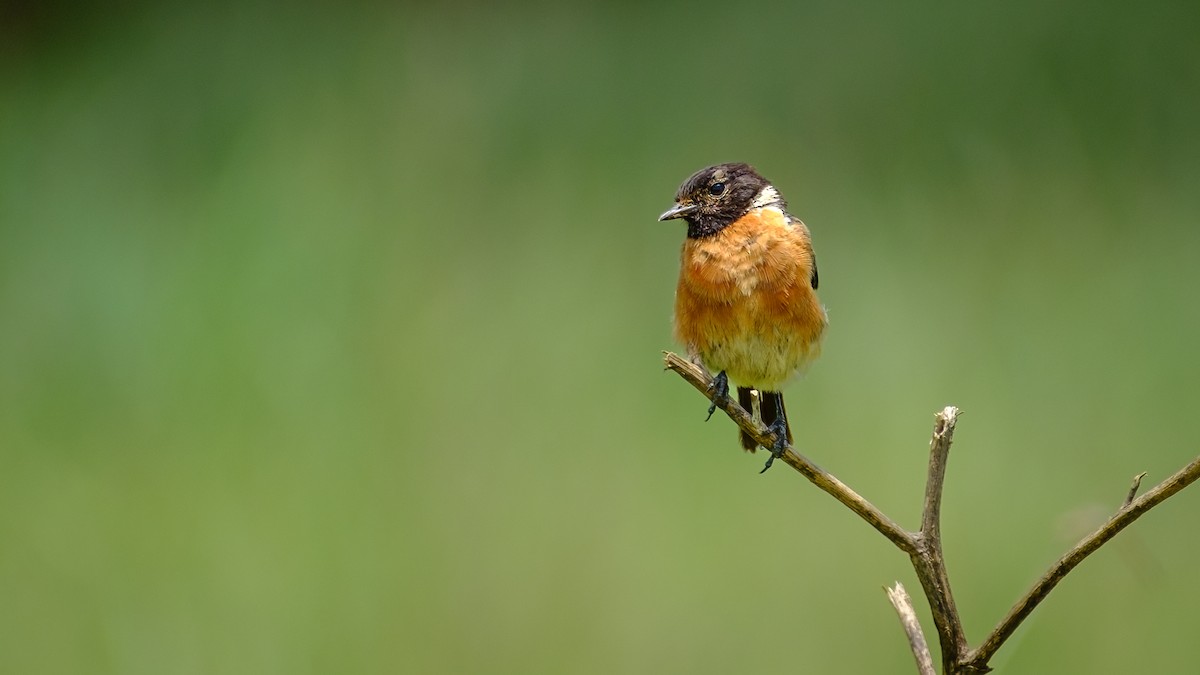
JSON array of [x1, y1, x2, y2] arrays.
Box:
[[659, 163, 827, 472]]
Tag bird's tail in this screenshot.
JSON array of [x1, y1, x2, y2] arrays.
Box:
[[737, 387, 757, 452], [760, 391, 794, 447]]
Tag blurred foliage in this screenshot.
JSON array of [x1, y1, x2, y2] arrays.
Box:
[[2, 1, 1199, 673]]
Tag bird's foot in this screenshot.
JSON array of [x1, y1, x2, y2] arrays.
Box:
[[705, 370, 728, 421], [759, 418, 790, 473]]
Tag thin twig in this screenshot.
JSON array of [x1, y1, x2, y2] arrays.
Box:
[[914, 407, 968, 670], [663, 351, 917, 554], [920, 408, 958, 540], [1123, 471, 1148, 509], [886, 582, 937, 675], [964, 456, 1200, 671]]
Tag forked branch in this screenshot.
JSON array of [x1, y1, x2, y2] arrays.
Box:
[[663, 351, 1200, 674]]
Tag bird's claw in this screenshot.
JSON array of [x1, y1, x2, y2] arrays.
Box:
[[759, 418, 790, 473], [705, 371, 728, 421]]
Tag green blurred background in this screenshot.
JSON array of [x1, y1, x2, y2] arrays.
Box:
[[2, 1, 1199, 673]]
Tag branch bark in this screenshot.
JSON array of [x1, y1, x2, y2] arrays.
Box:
[[662, 350, 1200, 674], [912, 407, 968, 672], [886, 582, 937, 675]]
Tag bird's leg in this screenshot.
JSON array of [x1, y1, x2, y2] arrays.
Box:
[[759, 395, 790, 473], [705, 370, 729, 421]]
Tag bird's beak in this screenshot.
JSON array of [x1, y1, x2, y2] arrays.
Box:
[[659, 202, 699, 221]]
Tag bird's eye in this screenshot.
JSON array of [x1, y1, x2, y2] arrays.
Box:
[[709, 182, 726, 196]]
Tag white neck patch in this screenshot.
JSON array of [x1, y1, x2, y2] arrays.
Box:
[[750, 185, 783, 209]]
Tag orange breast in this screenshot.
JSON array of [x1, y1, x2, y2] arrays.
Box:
[[673, 208, 826, 390]]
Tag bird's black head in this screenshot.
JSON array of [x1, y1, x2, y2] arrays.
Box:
[[659, 163, 781, 238]]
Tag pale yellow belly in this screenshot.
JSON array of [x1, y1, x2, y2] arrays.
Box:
[[699, 323, 822, 391]]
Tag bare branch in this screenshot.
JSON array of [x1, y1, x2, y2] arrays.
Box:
[[965, 456, 1200, 670], [921, 407, 959, 539], [663, 350, 1200, 674], [886, 582, 937, 675], [1123, 471, 1148, 509], [663, 352, 917, 554], [913, 407, 968, 669]]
